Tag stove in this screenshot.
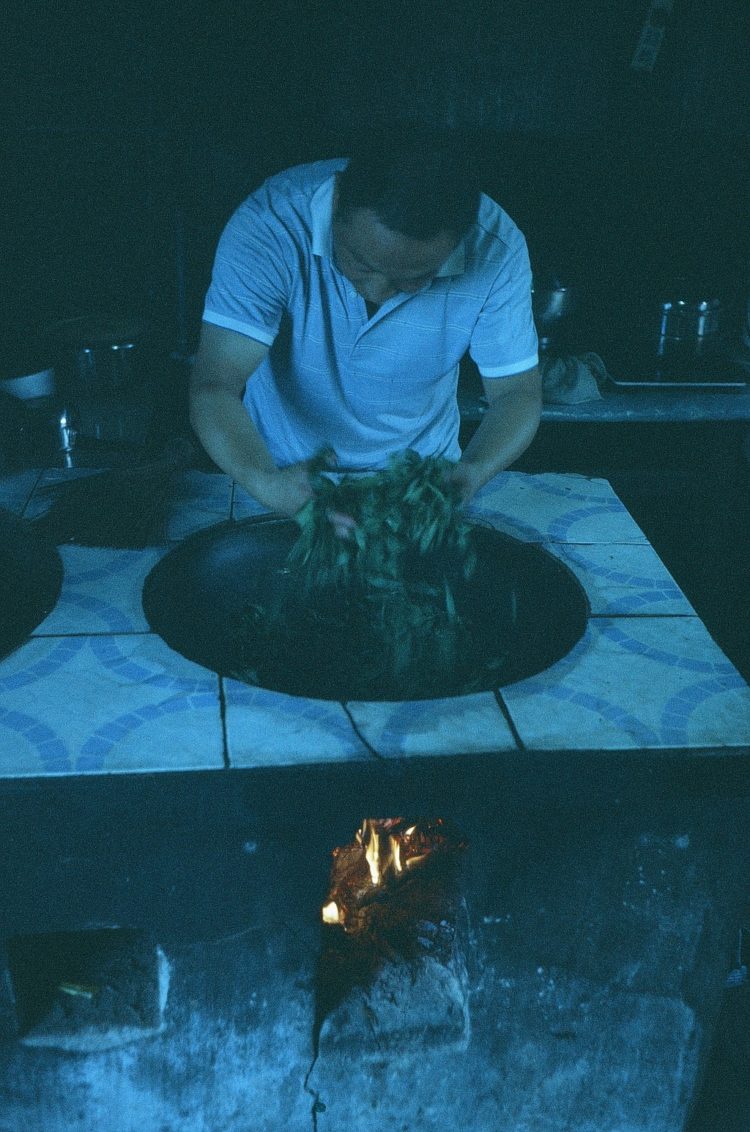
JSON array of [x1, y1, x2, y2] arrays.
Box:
[[1, 466, 749, 1130]]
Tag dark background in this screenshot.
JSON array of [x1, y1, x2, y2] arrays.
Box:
[[2, 0, 749, 682], [1, 9, 750, 1124], [3, 0, 749, 358]]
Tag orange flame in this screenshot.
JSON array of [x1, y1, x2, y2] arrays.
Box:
[[321, 817, 467, 930]]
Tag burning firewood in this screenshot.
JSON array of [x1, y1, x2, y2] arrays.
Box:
[[315, 818, 471, 1057]]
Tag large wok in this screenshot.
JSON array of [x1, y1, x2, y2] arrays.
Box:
[[143, 517, 589, 702], [0, 508, 63, 663]]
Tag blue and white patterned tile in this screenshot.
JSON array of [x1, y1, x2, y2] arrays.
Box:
[[34, 545, 165, 635], [344, 692, 518, 758], [231, 483, 272, 521], [552, 543, 695, 616], [164, 471, 232, 540], [0, 634, 223, 777], [469, 472, 649, 545], [502, 616, 750, 751], [223, 679, 366, 767], [0, 469, 43, 515]]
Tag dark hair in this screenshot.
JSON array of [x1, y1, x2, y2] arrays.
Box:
[[336, 124, 481, 241]]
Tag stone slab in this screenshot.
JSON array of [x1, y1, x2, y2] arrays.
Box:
[[344, 692, 517, 759], [33, 545, 166, 635], [163, 470, 232, 540], [469, 472, 650, 545], [553, 542, 695, 616], [230, 482, 272, 521], [0, 634, 224, 777], [223, 680, 368, 768], [21, 466, 114, 522], [502, 615, 750, 751]]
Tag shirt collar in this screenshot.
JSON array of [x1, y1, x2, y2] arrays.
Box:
[[434, 240, 465, 277], [311, 175, 336, 260], [310, 173, 466, 278]]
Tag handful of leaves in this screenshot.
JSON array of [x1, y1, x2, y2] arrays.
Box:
[[232, 450, 492, 700]]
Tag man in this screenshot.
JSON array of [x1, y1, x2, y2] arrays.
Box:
[[189, 126, 540, 523]]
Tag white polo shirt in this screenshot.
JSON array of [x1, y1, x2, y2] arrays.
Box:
[[203, 159, 538, 468]]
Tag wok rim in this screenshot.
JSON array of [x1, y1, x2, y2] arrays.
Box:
[[142, 515, 592, 702]]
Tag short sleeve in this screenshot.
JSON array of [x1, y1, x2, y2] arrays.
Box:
[[469, 240, 539, 378], [202, 189, 294, 346]]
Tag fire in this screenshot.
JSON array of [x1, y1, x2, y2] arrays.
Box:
[[357, 818, 403, 886], [321, 817, 467, 932], [321, 901, 342, 925]]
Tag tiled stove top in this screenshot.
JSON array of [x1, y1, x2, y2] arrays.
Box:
[[1, 469, 748, 778]]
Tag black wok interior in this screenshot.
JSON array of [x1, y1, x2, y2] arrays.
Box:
[[0, 508, 63, 663], [142, 517, 590, 701]]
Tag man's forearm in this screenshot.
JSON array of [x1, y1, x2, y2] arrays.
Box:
[[189, 382, 317, 518], [189, 384, 276, 493], [458, 374, 542, 495]]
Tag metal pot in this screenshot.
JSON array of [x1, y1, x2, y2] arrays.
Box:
[[0, 336, 56, 401], [531, 278, 576, 354], [41, 315, 150, 397], [532, 280, 576, 327], [40, 315, 153, 447], [657, 297, 721, 343]]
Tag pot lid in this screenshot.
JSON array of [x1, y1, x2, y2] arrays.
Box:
[[0, 334, 54, 380], [40, 314, 150, 348]]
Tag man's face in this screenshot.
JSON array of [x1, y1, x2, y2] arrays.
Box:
[[332, 193, 458, 307]]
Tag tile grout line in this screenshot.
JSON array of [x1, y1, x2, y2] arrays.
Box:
[[340, 702, 387, 762], [218, 675, 231, 770], [13, 468, 46, 518], [493, 689, 526, 751]]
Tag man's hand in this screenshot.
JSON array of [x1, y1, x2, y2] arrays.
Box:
[[250, 462, 316, 518], [252, 461, 359, 539], [446, 460, 485, 507]]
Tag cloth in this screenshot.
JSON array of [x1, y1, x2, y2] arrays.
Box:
[[540, 352, 609, 404], [203, 159, 538, 468]]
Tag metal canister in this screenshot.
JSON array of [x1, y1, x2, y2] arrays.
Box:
[[658, 297, 721, 342]]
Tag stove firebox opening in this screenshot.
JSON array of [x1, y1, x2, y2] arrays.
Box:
[[314, 817, 471, 1058]]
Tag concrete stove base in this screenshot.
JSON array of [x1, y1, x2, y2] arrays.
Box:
[[1, 753, 749, 1131]]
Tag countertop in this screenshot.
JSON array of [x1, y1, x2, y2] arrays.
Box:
[[1, 465, 749, 779], [459, 383, 750, 424]]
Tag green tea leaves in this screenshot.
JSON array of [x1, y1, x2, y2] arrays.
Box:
[[231, 451, 505, 699]]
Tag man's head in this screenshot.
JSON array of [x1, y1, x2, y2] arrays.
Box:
[[332, 124, 480, 306]]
